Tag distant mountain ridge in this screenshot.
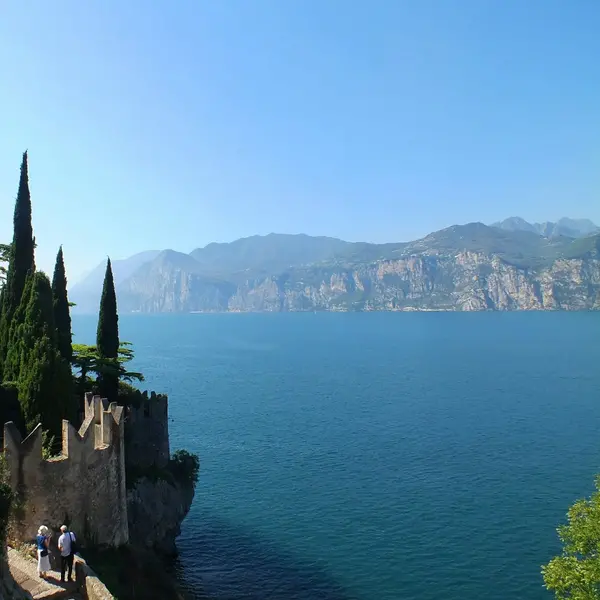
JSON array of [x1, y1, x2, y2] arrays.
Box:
[[491, 216, 599, 239], [69, 218, 600, 314], [189, 234, 355, 281], [70, 250, 161, 313]]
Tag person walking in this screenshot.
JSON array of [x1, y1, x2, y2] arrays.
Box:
[[57, 525, 77, 583], [36, 525, 51, 578]]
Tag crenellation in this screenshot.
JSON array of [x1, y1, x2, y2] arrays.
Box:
[[2, 390, 182, 553], [125, 391, 170, 471], [3, 421, 23, 456], [84, 392, 105, 426], [3, 393, 129, 547], [109, 402, 124, 422], [62, 420, 78, 459]]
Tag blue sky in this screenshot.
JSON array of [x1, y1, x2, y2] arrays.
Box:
[[0, 0, 598, 282]]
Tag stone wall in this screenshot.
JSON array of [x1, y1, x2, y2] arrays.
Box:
[[75, 555, 115, 600], [0, 554, 31, 600], [3, 393, 128, 547], [124, 392, 196, 555], [125, 392, 169, 470]]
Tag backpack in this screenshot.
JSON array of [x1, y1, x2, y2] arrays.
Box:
[[69, 532, 77, 555]]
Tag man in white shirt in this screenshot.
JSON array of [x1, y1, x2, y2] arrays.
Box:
[[57, 525, 77, 583]]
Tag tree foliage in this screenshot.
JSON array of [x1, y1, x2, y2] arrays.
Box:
[[169, 450, 200, 486], [97, 258, 119, 358], [542, 475, 600, 599], [72, 344, 99, 392], [0, 152, 36, 373], [52, 246, 73, 362], [96, 258, 119, 402], [0, 152, 183, 469], [0, 454, 13, 559], [72, 342, 144, 396], [4, 272, 73, 436], [4, 151, 35, 310]]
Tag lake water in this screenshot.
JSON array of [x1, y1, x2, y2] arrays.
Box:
[[72, 312, 600, 600]]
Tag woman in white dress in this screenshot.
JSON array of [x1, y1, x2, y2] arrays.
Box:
[[36, 525, 51, 578]]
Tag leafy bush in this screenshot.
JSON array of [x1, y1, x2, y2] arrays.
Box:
[[0, 455, 13, 557], [168, 450, 199, 486], [542, 474, 600, 598], [41, 430, 61, 459], [0, 482, 12, 525]]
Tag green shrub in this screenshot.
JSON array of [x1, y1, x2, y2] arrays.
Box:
[[168, 450, 199, 486], [41, 430, 62, 459], [0, 483, 11, 520], [0, 457, 13, 558]]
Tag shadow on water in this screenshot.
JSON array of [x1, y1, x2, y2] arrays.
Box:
[[172, 515, 359, 600]]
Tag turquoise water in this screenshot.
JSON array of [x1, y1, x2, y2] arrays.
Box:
[[72, 312, 600, 600]]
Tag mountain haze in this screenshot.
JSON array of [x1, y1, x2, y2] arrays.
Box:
[[189, 233, 355, 281], [69, 219, 600, 314], [492, 217, 599, 239], [70, 249, 161, 313], [117, 249, 237, 313]]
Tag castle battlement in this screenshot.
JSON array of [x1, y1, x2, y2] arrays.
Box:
[[124, 391, 170, 471], [79, 391, 125, 451], [3, 393, 129, 547], [4, 393, 126, 465], [126, 390, 167, 421]]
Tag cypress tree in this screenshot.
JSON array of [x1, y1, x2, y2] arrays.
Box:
[[6, 151, 35, 306], [0, 151, 36, 371], [3, 274, 35, 382], [7, 272, 72, 436], [51, 246, 73, 362], [96, 258, 119, 402]]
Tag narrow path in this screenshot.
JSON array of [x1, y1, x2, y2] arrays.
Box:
[[7, 547, 82, 599]]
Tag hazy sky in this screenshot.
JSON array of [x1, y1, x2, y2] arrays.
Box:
[[0, 0, 598, 282]]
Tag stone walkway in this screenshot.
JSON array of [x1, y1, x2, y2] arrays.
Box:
[[7, 547, 82, 599]]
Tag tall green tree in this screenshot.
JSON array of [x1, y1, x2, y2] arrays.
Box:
[[0, 152, 36, 371], [96, 258, 119, 402], [4, 272, 73, 437], [51, 246, 73, 362], [542, 475, 600, 599], [5, 151, 35, 307], [3, 274, 35, 382]]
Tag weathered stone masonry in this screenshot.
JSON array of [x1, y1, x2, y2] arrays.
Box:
[[1, 388, 194, 558], [3, 393, 128, 547], [125, 392, 169, 471]]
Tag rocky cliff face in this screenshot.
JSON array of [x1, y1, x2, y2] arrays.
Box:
[[145, 252, 600, 312], [117, 250, 236, 313], [127, 477, 195, 556], [69, 224, 600, 313], [124, 394, 197, 557]]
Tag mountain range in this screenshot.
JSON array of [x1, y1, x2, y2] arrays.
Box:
[[491, 216, 599, 238], [69, 217, 600, 314]]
